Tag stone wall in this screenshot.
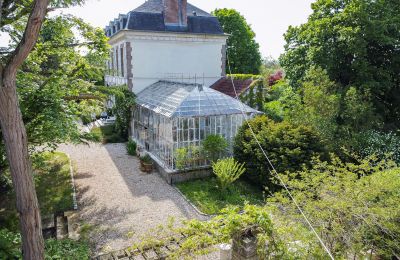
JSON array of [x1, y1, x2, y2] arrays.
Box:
[[151, 155, 212, 184]]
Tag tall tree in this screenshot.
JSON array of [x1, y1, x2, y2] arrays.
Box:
[[213, 8, 262, 74], [280, 0, 400, 129], [0, 2, 49, 258], [0, 1, 87, 258]]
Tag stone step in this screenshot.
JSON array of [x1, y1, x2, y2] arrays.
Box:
[[56, 215, 68, 240], [64, 210, 80, 240]]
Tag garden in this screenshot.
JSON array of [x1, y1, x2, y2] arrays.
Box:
[[1, 0, 400, 259], [0, 152, 90, 259]]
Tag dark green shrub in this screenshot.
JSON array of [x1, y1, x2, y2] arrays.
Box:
[[126, 139, 137, 156], [0, 229, 21, 259], [202, 134, 228, 162], [351, 130, 400, 163], [0, 229, 90, 260], [87, 125, 126, 144], [80, 114, 93, 125], [234, 115, 327, 190], [45, 238, 90, 259]]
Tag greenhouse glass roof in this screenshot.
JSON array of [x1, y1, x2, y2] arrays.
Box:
[[136, 80, 260, 118]]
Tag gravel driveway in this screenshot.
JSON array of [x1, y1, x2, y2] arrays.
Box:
[[58, 143, 206, 255]]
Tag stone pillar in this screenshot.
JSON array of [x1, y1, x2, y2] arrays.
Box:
[[231, 232, 259, 260], [126, 42, 133, 91], [219, 243, 232, 260], [221, 44, 227, 76]]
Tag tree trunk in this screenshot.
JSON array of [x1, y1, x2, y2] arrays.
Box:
[[0, 80, 44, 259]]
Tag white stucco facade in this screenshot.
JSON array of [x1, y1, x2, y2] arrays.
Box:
[[105, 30, 228, 94]]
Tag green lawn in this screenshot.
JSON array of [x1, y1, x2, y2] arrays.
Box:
[[34, 152, 74, 216], [0, 152, 74, 231], [87, 124, 126, 143], [176, 177, 264, 215]]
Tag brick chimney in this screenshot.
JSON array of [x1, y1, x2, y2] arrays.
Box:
[[163, 0, 187, 27]]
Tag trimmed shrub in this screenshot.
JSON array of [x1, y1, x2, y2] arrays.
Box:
[[234, 115, 327, 190]]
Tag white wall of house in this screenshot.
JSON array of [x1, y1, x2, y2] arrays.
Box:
[[131, 37, 226, 93], [106, 31, 228, 94]]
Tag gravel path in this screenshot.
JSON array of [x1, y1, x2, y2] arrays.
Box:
[[57, 143, 207, 256]]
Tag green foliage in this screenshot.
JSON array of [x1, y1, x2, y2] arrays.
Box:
[[264, 68, 380, 153], [112, 87, 136, 140], [234, 115, 327, 190], [268, 156, 400, 258], [45, 238, 90, 259], [0, 229, 90, 260], [0, 229, 21, 259], [280, 0, 400, 128], [240, 80, 264, 110], [177, 178, 263, 215], [202, 134, 228, 163], [290, 67, 341, 147], [15, 15, 109, 150], [174, 146, 203, 170], [141, 157, 400, 258], [212, 158, 246, 191], [213, 9, 262, 74], [126, 139, 137, 156], [89, 125, 126, 144], [133, 204, 290, 259], [140, 154, 152, 164], [1, 152, 74, 231], [174, 147, 188, 171], [227, 74, 261, 80], [263, 80, 301, 122], [33, 152, 74, 216], [352, 130, 400, 163]]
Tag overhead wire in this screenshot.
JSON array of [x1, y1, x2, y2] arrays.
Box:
[[226, 51, 335, 260]]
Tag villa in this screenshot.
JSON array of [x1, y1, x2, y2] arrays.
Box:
[[105, 0, 259, 173]]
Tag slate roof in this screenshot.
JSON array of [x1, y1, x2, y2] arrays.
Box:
[[136, 81, 259, 118], [105, 0, 224, 36]]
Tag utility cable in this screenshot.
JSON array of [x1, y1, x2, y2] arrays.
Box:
[[226, 51, 335, 260]]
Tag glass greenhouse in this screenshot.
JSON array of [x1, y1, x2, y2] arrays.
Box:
[[132, 80, 259, 170]]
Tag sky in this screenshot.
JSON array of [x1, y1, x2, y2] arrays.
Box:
[[0, 0, 315, 59]]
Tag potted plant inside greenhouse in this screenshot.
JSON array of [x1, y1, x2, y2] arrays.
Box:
[[140, 154, 153, 173]]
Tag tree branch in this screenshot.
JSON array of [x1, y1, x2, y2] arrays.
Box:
[[0, 42, 97, 54], [64, 94, 103, 101], [3, 0, 50, 84], [0, 0, 4, 26]]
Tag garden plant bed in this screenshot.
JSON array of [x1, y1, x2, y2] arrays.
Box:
[[176, 177, 264, 215], [0, 152, 75, 231]]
